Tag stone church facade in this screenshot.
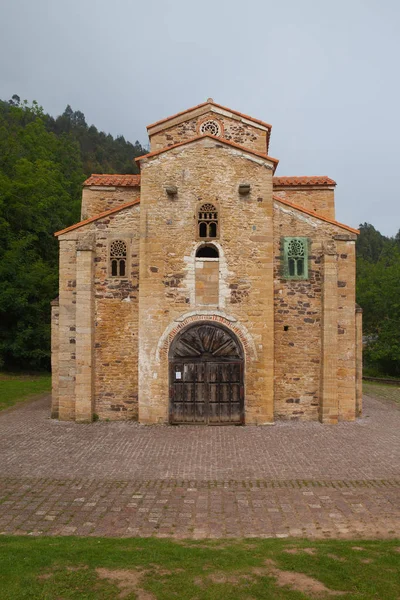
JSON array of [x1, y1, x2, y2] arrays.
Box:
[[51, 99, 362, 425]]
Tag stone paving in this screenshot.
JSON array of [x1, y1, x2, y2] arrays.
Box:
[[0, 392, 399, 539]]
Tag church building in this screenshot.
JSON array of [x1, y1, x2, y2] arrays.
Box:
[[51, 99, 362, 425]]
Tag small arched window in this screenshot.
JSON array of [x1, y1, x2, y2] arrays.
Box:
[[110, 240, 127, 277], [199, 222, 207, 238], [198, 203, 218, 239], [196, 245, 219, 258]]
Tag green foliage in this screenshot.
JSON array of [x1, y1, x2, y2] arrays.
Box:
[[356, 224, 400, 376], [0, 97, 146, 370], [356, 222, 387, 262], [45, 104, 146, 176], [0, 100, 82, 369], [0, 373, 51, 411], [363, 381, 400, 404], [0, 536, 399, 599]]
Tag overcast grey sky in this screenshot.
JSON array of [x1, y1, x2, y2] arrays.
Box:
[[1, 0, 399, 235]]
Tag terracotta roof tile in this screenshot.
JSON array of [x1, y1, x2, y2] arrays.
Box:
[[83, 174, 336, 189], [135, 134, 279, 171], [273, 176, 336, 187], [273, 195, 358, 235], [83, 174, 140, 187]]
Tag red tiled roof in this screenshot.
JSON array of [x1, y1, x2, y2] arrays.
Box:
[[54, 199, 140, 237], [135, 134, 279, 171], [81, 174, 336, 189], [273, 195, 359, 234], [83, 174, 140, 187], [83, 174, 336, 188], [147, 100, 272, 131], [273, 176, 336, 187]]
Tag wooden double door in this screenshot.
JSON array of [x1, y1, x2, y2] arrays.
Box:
[[169, 323, 244, 425]]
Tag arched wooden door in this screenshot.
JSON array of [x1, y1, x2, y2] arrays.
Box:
[[169, 323, 244, 425]]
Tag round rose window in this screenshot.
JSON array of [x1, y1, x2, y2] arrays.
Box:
[[199, 120, 221, 136]]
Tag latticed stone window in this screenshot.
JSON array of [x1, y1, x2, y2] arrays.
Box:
[[110, 239, 127, 277], [282, 237, 309, 279], [199, 120, 221, 137], [198, 203, 218, 239]]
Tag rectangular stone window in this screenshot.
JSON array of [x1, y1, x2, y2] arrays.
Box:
[[282, 237, 309, 280]]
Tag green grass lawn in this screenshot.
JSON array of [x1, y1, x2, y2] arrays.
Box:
[[0, 373, 51, 411], [0, 536, 399, 599], [363, 381, 400, 405]]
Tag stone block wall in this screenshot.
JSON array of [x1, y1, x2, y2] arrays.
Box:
[[93, 207, 140, 420], [53, 204, 140, 421], [54, 182, 358, 424], [138, 138, 275, 425], [75, 236, 95, 422], [273, 200, 357, 421], [336, 236, 357, 420], [56, 238, 77, 420], [356, 306, 363, 416], [273, 187, 335, 220], [50, 299, 60, 418], [81, 186, 140, 220], [273, 210, 322, 421], [148, 110, 268, 154]]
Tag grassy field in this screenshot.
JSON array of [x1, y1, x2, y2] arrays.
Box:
[[0, 536, 399, 599], [363, 381, 400, 405], [0, 373, 51, 411], [0, 382, 398, 598]]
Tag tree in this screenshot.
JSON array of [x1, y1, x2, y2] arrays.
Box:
[[8, 94, 20, 106], [356, 222, 388, 263], [357, 243, 400, 376], [48, 105, 146, 176], [0, 100, 83, 369], [0, 96, 147, 370]]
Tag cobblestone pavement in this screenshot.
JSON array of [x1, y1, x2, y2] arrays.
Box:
[[0, 393, 399, 539]]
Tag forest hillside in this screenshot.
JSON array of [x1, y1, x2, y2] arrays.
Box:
[[0, 96, 146, 370], [356, 223, 400, 376]]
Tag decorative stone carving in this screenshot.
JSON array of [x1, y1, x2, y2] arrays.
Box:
[[322, 239, 337, 255]]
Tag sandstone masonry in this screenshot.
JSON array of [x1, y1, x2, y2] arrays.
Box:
[[52, 99, 361, 425]]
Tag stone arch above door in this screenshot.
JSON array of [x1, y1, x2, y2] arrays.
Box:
[[156, 311, 258, 363], [169, 321, 244, 361]]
